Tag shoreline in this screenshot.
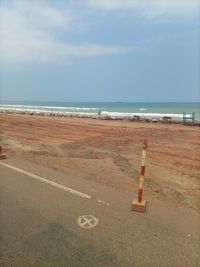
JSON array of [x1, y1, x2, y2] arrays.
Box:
[[1, 109, 199, 126]]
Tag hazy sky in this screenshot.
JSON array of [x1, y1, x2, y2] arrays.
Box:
[[0, 0, 199, 102]]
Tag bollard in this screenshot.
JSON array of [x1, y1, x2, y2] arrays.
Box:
[[0, 146, 6, 160], [131, 139, 147, 212]]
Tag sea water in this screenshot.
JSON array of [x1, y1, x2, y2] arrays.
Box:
[[0, 101, 199, 121]]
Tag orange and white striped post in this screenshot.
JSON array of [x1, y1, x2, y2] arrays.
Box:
[[131, 139, 147, 212]]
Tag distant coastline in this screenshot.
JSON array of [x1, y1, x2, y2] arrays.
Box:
[[1, 108, 199, 126], [0, 101, 199, 119]]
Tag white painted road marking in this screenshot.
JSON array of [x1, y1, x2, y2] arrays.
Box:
[[0, 162, 91, 199], [97, 199, 110, 206], [77, 215, 99, 229]]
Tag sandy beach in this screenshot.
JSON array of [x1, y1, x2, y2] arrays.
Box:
[[1, 112, 200, 212]]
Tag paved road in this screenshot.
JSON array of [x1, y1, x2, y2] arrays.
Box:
[[0, 159, 200, 267]]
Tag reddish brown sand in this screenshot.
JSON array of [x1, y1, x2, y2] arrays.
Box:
[[0, 113, 200, 212]]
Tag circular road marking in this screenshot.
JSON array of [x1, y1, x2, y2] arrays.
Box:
[[77, 215, 99, 229]]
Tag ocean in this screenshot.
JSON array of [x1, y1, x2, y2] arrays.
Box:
[[0, 101, 200, 121]]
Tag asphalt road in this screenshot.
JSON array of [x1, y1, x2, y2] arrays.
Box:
[[0, 159, 200, 267]]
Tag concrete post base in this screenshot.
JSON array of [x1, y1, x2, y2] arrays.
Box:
[[131, 199, 147, 213]]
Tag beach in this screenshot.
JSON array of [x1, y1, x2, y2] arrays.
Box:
[[1, 112, 200, 213]]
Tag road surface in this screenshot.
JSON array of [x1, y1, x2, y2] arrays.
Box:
[[0, 159, 200, 267]]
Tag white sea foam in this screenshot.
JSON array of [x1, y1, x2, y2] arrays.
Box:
[[0, 107, 56, 113], [0, 104, 195, 120], [0, 104, 99, 111], [0, 106, 97, 116], [101, 111, 189, 119]]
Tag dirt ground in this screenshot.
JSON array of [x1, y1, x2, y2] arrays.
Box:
[[0, 113, 200, 212]]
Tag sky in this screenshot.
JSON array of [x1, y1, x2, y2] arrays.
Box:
[[0, 0, 199, 102]]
